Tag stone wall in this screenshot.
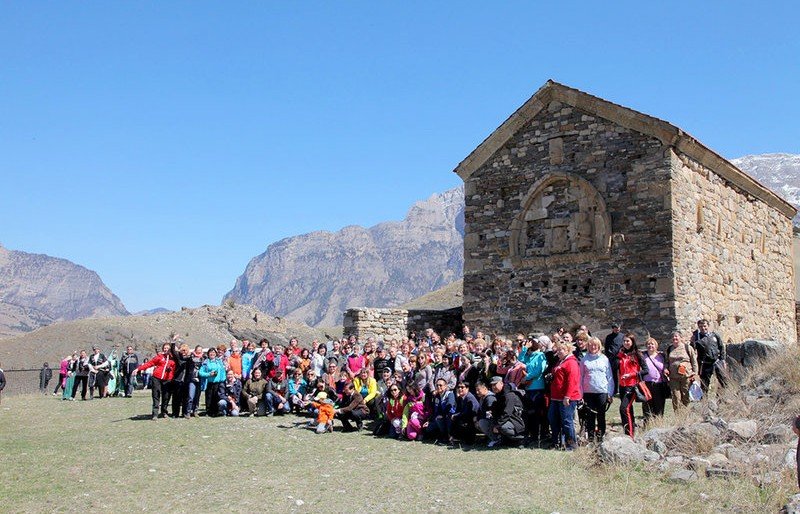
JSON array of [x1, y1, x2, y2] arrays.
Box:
[[463, 100, 677, 340], [343, 307, 463, 341], [797, 302, 800, 342], [670, 151, 797, 345]]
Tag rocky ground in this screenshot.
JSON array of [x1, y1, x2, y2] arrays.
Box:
[[0, 303, 331, 371], [596, 341, 800, 510]]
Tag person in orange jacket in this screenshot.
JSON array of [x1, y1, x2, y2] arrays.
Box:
[[310, 391, 335, 434]]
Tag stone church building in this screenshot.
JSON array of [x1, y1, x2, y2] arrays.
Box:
[[454, 80, 797, 345]]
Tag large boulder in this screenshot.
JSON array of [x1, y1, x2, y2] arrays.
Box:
[[599, 436, 660, 465], [726, 339, 785, 380]]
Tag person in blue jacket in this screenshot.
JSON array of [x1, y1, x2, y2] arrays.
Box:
[[519, 336, 548, 446], [198, 347, 226, 416]]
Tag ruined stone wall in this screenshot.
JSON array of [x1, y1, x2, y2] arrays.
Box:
[[670, 152, 797, 345], [463, 100, 677, 340], [343, 307, 463, 341]]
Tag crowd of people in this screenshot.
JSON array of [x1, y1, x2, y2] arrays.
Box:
[[55, 319, 728, 450]]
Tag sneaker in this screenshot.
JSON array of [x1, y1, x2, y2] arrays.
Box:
[[151, 415, 158, 421], [487, 439, 501, 448], [184, 414, 191, 419]]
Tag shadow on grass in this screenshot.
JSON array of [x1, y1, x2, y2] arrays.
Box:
[[112, 414, 155, 422]]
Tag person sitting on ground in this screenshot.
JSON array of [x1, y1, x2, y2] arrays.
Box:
[[401, 384, 428, 441], [450, 381, 479, 445], [486, 376, 526, 448], [243, 367, 268, 416], [264, 369, 290, 415], [218, 373, 242, 417], [335, 381, 370, 432], [352, 366, 379, 415], [381, 383, 406, 438], [287, 368, 307, 413], [425, 378, 456, 443], [322, 358, 347, 401], [310, 392, 335, 434]]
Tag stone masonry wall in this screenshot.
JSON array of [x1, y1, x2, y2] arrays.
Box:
[[343, 307, 463, 341], [463, 100, 677, 341], [670, 151, 797, 345]]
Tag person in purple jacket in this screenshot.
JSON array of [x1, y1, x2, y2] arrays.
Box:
[[642, 337, 668, 423]]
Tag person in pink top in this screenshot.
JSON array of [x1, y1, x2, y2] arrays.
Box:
[[52, 356, 71, 395]]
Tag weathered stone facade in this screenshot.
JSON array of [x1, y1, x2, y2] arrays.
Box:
[[343, 307, 463, 341], [455, 81, 797, 345]]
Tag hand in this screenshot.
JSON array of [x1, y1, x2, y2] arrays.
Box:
[[562, 398, 569, 407], [492, 427, 499, 434], [606, 397, 613, 405]]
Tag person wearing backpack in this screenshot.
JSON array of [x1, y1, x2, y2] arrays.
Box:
[[690, 319, 727, 393]]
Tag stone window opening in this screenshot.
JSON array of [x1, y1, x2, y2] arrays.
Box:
[[561, 280, 569, 293], [542, 280, 549, 289]]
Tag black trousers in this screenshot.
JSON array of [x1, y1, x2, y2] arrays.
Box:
[[525, 390, 549, 441], [642, 381, 667, 421], [449, 418, 476, 444], [619, 386, 637, 437], [150, 378, 172, 416], [53, 373, 67, 394], [122, 373, 136, 397], [583, 392, 608, 436], [699, 360, 728, 392], [171, 381, 187, 417], [71, 375, 88, 399], [338, 409, 367, 430], [205, 382, 221, 416]]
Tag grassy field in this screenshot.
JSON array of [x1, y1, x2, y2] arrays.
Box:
[[0, 393, 793, 514]]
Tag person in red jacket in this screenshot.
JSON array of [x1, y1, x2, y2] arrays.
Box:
[[132, 342, 176, 420], [548, 341, 582, 450], [617, 333, 647, 437]]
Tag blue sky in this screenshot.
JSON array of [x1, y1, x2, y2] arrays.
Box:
[[1, 2, 798, 312]]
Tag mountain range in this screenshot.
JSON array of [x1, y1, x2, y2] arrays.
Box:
[[0, 153, 798, 339], [0, 244, 128, 338], [225, 153, 800, 327]]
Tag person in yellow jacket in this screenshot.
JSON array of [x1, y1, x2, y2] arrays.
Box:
[[353, 367, 379, 414]]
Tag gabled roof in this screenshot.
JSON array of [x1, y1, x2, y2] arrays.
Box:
[[453, 80, 796, 219]]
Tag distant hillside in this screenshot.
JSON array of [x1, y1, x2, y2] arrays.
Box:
[[400, 279, 463, 310], [0, 303, 328, 370], [224, 188, 464, 327], [733, 153, 800, 226], [0, 244, 128, 338]]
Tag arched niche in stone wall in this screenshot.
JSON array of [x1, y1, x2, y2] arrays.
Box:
[[509, 172, 612, 267]]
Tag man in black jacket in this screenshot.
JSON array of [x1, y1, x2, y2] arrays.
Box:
[[604, 322, 624, 391], [690, 319, 728, 393], [39, 363, 52, 393], [119, 346, 140, 398], [487, 376, 526, 448]]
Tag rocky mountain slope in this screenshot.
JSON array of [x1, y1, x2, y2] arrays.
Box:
[[0, 303, 331, 370], [0, 245, 128, 338], [732, 153, 800, 227], [224, 187, 465, 327], [225, 154, 799, 327]]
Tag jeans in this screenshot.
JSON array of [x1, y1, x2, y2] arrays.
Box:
[[185, 382, 198, 415], [122, 373, 136, 397], [264, 392, 290, 414], [548, 399, 578, 449]]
